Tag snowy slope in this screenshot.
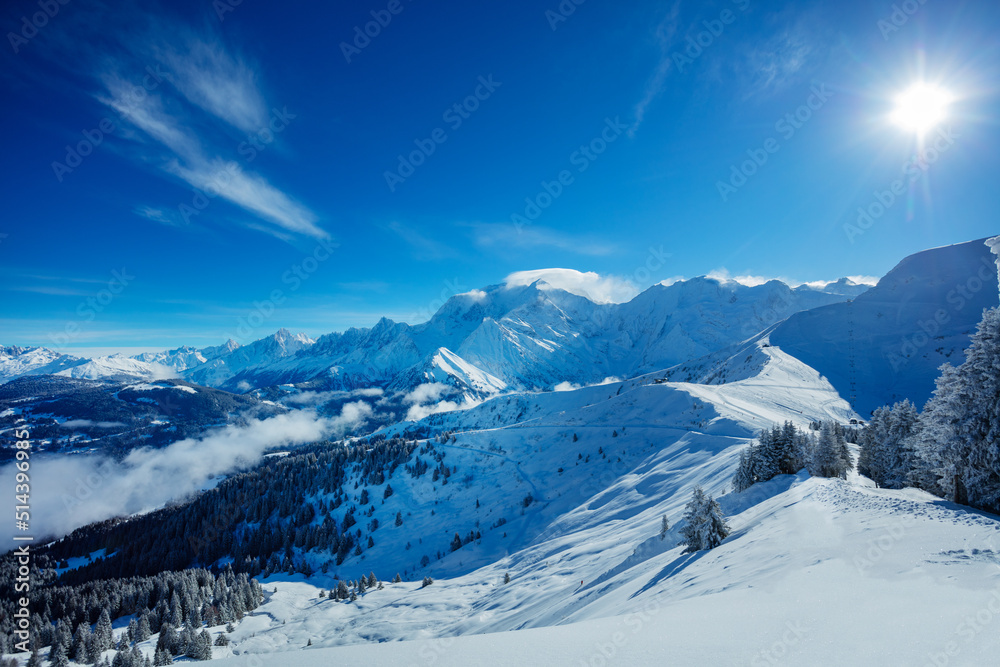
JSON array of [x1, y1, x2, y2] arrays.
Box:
[[772, 237, 1000, 416], [208, 473, 1000, 666], [149, 345, 999, 665]]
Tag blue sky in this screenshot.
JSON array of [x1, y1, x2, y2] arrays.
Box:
[[1, 0, 998, 353]]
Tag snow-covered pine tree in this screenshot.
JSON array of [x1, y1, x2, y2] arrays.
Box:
[[659, 514, 669, 540], [153, 647, 173, 666], [858, 399, 918, 488], [49, 640, 69, 667], [731, 446, 757, 493], [136, 613, 152, 643], [679, 486, 730, 552], [809, 421, 851, 478], [95, 609, 114, 652], [754, 428, 780, 482], [912, 307, 1000, 510]]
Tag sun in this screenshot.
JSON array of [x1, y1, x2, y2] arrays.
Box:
[[890, 83, 952, 134]]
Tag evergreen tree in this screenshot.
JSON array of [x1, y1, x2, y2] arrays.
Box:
[[679, 487, 730, 552], [49, 641, 69, 667], [731, 446, 757, 493], [912, 308, 1000, 510], [71, 624, 89, 661], [858, 400, 918, 488], [95, 609, 114, 652], [450, 533, 463, 552], [809, 422, 851, 478], [197, 630, 213, 660], [136, 614, 152, 643], [659, 514, 669, 540]]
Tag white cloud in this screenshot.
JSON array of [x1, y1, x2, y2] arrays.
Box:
[[706, 269, 774, 287], [504, 269, 638, 304], [283, 387, 384, 406], [469, 222, 617, 257], [658, 276, 686, 287], [553, 381, 580, 392], [0, 408, 366, 542], [404, 382, 451, 405], [95, 28, 324, 240], [706, 268, 881, 289], [405, 397, 480, 422], [156, 36, 268, 134], [631, 1, 682, 137], [847, 275, 880, 286]]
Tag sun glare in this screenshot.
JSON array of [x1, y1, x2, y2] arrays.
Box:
[[890, 83, 952, 134]]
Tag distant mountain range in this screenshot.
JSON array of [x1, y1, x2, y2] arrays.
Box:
[[0, 276, 869, 397], [2, 238, 997, 419]]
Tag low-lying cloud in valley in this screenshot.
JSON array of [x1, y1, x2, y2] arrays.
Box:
[[1, 404, 373, 544]]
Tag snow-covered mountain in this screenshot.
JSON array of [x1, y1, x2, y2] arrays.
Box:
[[180, 275, 868, 396], [772, 237, 1000, 416], [0, 277, 866, 399], [3, 240, 994, 420], [0, 346, 174, 384]]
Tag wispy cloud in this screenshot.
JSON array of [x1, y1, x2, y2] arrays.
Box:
[[154, 35, 268, 134], [133, 205, 183, 227], [468, 222, 617, 256], [630, 1, 682, 137], [705, 268, 878, 289], [739, 26, 814, 99], [73, 16, 327, 240], [386, 221, 458, 261]]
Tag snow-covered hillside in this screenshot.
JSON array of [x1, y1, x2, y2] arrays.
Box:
[[7, 237, 1000, 667], [772, 237, 1000, 416], [21, 340, 995, 667]]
